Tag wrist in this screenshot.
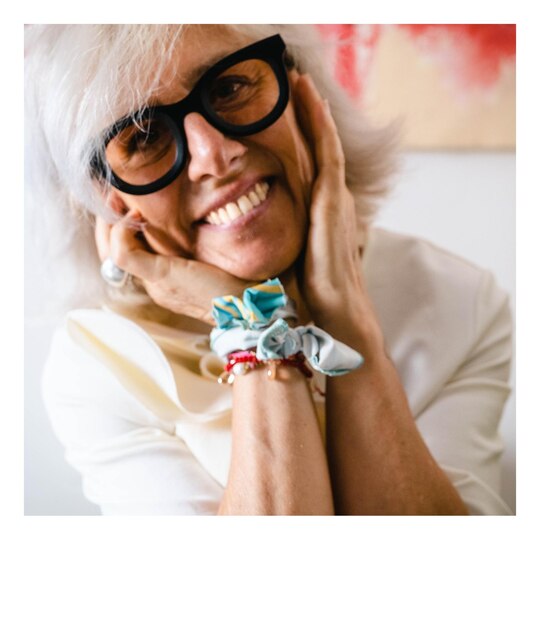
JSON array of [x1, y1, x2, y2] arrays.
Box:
[[315, 309, 386, 361], [210, 277, 365, 379]]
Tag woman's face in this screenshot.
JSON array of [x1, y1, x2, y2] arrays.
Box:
[[107, 26, 314, 281]]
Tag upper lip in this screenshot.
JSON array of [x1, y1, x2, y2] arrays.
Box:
[[193, 176, 269, 223]]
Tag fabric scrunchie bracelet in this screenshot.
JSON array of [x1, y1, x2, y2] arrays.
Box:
[[209, 278, 364, 376]]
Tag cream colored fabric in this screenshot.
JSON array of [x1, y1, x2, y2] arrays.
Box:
[[42, 227, 513, 515]]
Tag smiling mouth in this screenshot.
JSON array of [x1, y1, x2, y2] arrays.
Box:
[[203, 180, 271, 226]]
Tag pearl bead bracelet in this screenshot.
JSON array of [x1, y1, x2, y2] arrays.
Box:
[[217, 349, 318, 387]]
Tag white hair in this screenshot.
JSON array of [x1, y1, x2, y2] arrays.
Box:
[[25, 24, 398, 321]]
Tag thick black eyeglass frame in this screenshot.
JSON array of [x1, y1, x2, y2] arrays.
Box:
[[93, 34, 290, 196]]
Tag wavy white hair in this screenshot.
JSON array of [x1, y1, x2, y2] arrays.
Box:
[[25, 24, 398, 320]]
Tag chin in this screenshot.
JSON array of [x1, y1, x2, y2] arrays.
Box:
[[229, 264, 286, 283], [226, 253, 297, 283]]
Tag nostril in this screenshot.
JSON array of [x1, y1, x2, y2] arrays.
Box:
[[184, 116, 248, 181]]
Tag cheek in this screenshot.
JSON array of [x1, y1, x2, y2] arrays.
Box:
[[118, 184, 181, 225], [115, 184, 193, 255]]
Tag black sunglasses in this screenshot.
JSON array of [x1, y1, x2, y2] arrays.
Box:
[[92, 34, 290, 196]]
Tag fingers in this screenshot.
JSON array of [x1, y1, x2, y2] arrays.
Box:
[[95, 209, 170, 283], [293, 73, 346, 185], [95, 215, 112, 262], [108, 212, 172, 283], [95, 210, 147, 261]]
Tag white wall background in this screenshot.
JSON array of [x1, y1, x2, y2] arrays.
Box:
[[24, 151, 516, 515]]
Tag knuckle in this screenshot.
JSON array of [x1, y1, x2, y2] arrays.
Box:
[[145, 283, 165, 307], [328, 150, 345, 169], [154, 255, 172, 283]]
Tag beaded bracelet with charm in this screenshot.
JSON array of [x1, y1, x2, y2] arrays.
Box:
[[217, 350, 318, 386]]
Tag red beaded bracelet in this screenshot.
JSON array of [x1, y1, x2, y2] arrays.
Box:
[[218, 350, 317, 385], [225, 350, 260, 372]]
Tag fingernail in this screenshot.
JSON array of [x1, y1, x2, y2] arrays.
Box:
[[127, 213, 148, 230], [131, 211, 145, 221]]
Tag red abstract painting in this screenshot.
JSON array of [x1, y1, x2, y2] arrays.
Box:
[[316, 24, 516, 148]]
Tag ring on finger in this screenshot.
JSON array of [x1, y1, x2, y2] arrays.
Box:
[[100, 257, 130, 288]]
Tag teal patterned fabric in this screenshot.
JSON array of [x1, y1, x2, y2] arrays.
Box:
[[210, 279, 363, 376]]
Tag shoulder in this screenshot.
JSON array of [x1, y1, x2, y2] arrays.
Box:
[[41, 309, 226, 514], [363, 227, 512, 411], [44, 307, 181, 395], [364, 226, 510, 334], [43, 308, 154, 395], [42, 308, 179, 446], [365, 226, 508, 295], [43, 309, 122, 410]]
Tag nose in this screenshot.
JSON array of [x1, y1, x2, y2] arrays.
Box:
[[184, 112, 247, 182]]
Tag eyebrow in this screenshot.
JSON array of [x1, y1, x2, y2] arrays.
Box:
[[183, 55, 223, 85], [182, 46, 239, 87], [149, 39, 251, 109], [148, 51, 228, 109]]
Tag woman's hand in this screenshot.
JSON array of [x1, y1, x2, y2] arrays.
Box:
[[291, 72, 380, 342], [94, 214, 251, 325]]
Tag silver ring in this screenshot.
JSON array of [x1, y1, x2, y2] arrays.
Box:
[[100, 257, 129, 288]]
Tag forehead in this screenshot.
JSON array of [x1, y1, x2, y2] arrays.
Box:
[[152, 25, 254, 106]]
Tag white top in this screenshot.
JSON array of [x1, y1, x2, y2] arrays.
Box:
[[42, 227, 513, 515]]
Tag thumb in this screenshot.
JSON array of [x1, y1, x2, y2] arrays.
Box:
[[95, 215, 112, 262]]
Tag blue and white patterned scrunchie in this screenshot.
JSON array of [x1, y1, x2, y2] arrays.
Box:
[[210, 278, 363, 376]]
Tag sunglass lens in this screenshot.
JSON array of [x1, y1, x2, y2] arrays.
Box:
[[206, 59, 280, 128], [105, 114, 179, 186]]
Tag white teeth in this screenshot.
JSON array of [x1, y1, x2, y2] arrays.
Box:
[[217, 208, 231, 224], [225, 202, 242, 220], [205, 181, 270, 225], [248, 191, 261, 207], [255, 181, 269, 201], [237, 195, 252, 214]]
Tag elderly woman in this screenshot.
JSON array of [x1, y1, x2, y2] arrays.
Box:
[[25, 24, 512, 515]]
